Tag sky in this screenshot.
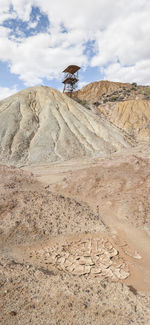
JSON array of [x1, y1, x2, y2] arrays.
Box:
[[0, 0, 150, 100]]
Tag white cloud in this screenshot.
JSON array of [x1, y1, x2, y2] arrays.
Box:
[[0, 26, 88, 86], [0, 0, 31, 23], [0, 86, 19, 101], [91, 10, 150, 66], [0, 0, 150, 85], [8, 32, 87, 85], [27, 19, 39, 30], [90, 2, 150, 84], [0, 11, 17, 24], [103, 60, 150, 85], [10, 0, 32, 21]]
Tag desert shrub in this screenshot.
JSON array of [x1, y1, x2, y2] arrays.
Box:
[[73, 97, 91, 109], [128, 285, 137, 295], [109, 96, 118, 102], [111, 91, 119, 95], [131, 82, 137, 87], [93, 101, 100, 107], [143, 87, 150, 97]]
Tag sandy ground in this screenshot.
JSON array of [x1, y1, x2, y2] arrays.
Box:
[[23, 148, 150, 293], [0, 149, 150, 324]]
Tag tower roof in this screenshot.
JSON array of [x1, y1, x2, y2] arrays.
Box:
[[63, 65, 80, 74]]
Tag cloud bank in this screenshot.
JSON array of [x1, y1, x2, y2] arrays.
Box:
[[0, 0, 150, 87]]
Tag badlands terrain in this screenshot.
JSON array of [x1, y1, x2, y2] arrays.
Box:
[[0, 81, 150, 324], [75, 81, 150, 142]]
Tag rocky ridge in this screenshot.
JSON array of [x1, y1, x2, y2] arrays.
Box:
[[74, 81, 150, 142], [75, 80, 150, 105]]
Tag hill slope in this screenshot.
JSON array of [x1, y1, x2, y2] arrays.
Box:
[[97, 100, 150, 142], [0, 86, 134, 166], [75, 81, 150, 142], [75, 80, 150, 103]]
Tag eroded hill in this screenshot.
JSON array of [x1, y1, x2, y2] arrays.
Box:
[[74, 81, 150, 142], [75, 80, 150, 105], [0, 86, 135, 167]]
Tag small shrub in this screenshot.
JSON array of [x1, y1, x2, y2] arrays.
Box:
[[109, 96, 118, 102], [131, 82, 137, 87], [143, 87, 150, 97], [112, 91, 119, 95], [128, 285, 137, 295], [73, 97, 91, 110], [93, 101, 100, 107]]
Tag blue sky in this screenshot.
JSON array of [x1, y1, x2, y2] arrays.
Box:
[[0, 1, 150, 99]]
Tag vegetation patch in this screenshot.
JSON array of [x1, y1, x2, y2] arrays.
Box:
[[73, 97, 91, 109], [109, 96, 118, 102]]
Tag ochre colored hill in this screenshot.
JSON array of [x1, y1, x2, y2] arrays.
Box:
[[74, 81, 150, 142], [97, 100, 150, 142]]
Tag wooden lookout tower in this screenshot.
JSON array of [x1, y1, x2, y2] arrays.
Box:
[[62, 65, 80, 96]]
